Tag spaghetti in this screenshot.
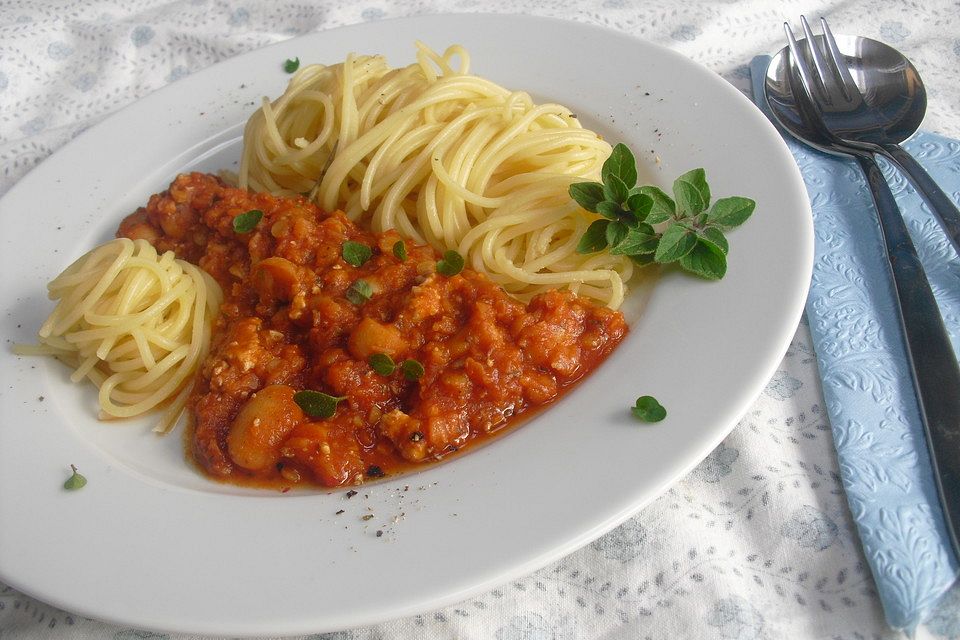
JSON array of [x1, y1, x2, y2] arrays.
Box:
[[15, 238, 223, 433], [239, 43, 634, 308]]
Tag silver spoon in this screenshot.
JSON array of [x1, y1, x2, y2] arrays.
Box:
[[765, 29, 960, 257]]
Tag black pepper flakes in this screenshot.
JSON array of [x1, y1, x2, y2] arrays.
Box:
[[366, 465, 385, 478], [346, 489, 358, 498], [376, 530, 383, 538], [335, 509, 345, 515]]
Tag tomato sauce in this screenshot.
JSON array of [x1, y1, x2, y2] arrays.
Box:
[[118, 173, 627, 489]]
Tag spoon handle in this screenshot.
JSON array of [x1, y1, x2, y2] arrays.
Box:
[[880, 143, 960, 258], [858, 153, 960, 556]]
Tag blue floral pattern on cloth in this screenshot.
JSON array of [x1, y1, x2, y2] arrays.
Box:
[[781, 505, 840, 551], [705, 597, 766, 640], [2, 2, 960, 639], [751, 55, 960, 631]]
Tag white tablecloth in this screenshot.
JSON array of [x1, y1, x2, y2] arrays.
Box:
[[2, 1, 959, 638]]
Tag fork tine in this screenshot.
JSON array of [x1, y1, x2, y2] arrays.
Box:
[[783, 23, 822, 112], [799, 15, 833, 105], [819, 17, 859, 102]]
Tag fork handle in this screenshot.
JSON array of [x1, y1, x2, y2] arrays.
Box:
[[858, 153, 960, 555], [880, 143, 960, 259]]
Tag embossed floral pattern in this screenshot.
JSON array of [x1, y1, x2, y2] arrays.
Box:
[[2, 2, 960, 640]]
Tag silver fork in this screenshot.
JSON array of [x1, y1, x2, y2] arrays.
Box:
[[791, 16, 864, 112], [780, 19, 960, 558]]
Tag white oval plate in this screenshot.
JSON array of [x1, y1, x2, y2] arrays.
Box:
[[0, 14, 811, 636]]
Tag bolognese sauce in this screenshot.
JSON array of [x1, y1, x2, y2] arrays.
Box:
[[118, 173, 627, 488]]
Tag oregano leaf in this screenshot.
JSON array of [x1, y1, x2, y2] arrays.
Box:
[[63, 465, 87, 490], [345, 279, 373, 305], [576, 219, 610, 254], [368, 353, 397, 376], [293, 390, 345, 418], [596, 201, 623, 221], [606, 221, 629, 247], [672, 168, 710, 215], [232, 209, 263, 234], [601, 143, 638, 188], [603, 173, 630, 205], [436, 250, 465, 277], [603, 174, 630, 205], [342, 241, 372, 267], [707, 196, 756, 229], [654, 223, 697, 263], [632, 396, 667, 422], [701, 226, 729, 254], [609, 224, 659, 255], [401, 359, 425, 381], [679, 238, 727, 280], [629, 253, 657, 267], [638, 186, 676, 224], [626, 192, 653, 221], [569, 182, 605, 213]]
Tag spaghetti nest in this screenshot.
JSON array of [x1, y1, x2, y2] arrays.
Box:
[[239, 43, 634, 308], [16, 238, 223, 433]]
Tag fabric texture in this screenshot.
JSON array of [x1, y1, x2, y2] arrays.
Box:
[[2, 1, 960, 639], [749, 55, 960, 631]]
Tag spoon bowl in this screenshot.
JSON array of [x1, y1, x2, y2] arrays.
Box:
[[765, 34, 926, 147]]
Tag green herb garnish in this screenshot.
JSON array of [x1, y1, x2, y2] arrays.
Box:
[[436, 249, 464, 277], [294, 390, 345, 418], [284, 57, 300, 73], [368, 353, 397, 376], [232, 209, 263, 234], [393, 240, 408, 261], [342, 241, 372, 267], [401, 359, 425, 381], [631, 396, 666, 422], [63, 464, 87, 491], [345, 279, 373, 305], [569, 144, 754, 280]]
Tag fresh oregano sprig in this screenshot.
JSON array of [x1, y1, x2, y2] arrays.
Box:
[[570, 143, 755, 280]]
